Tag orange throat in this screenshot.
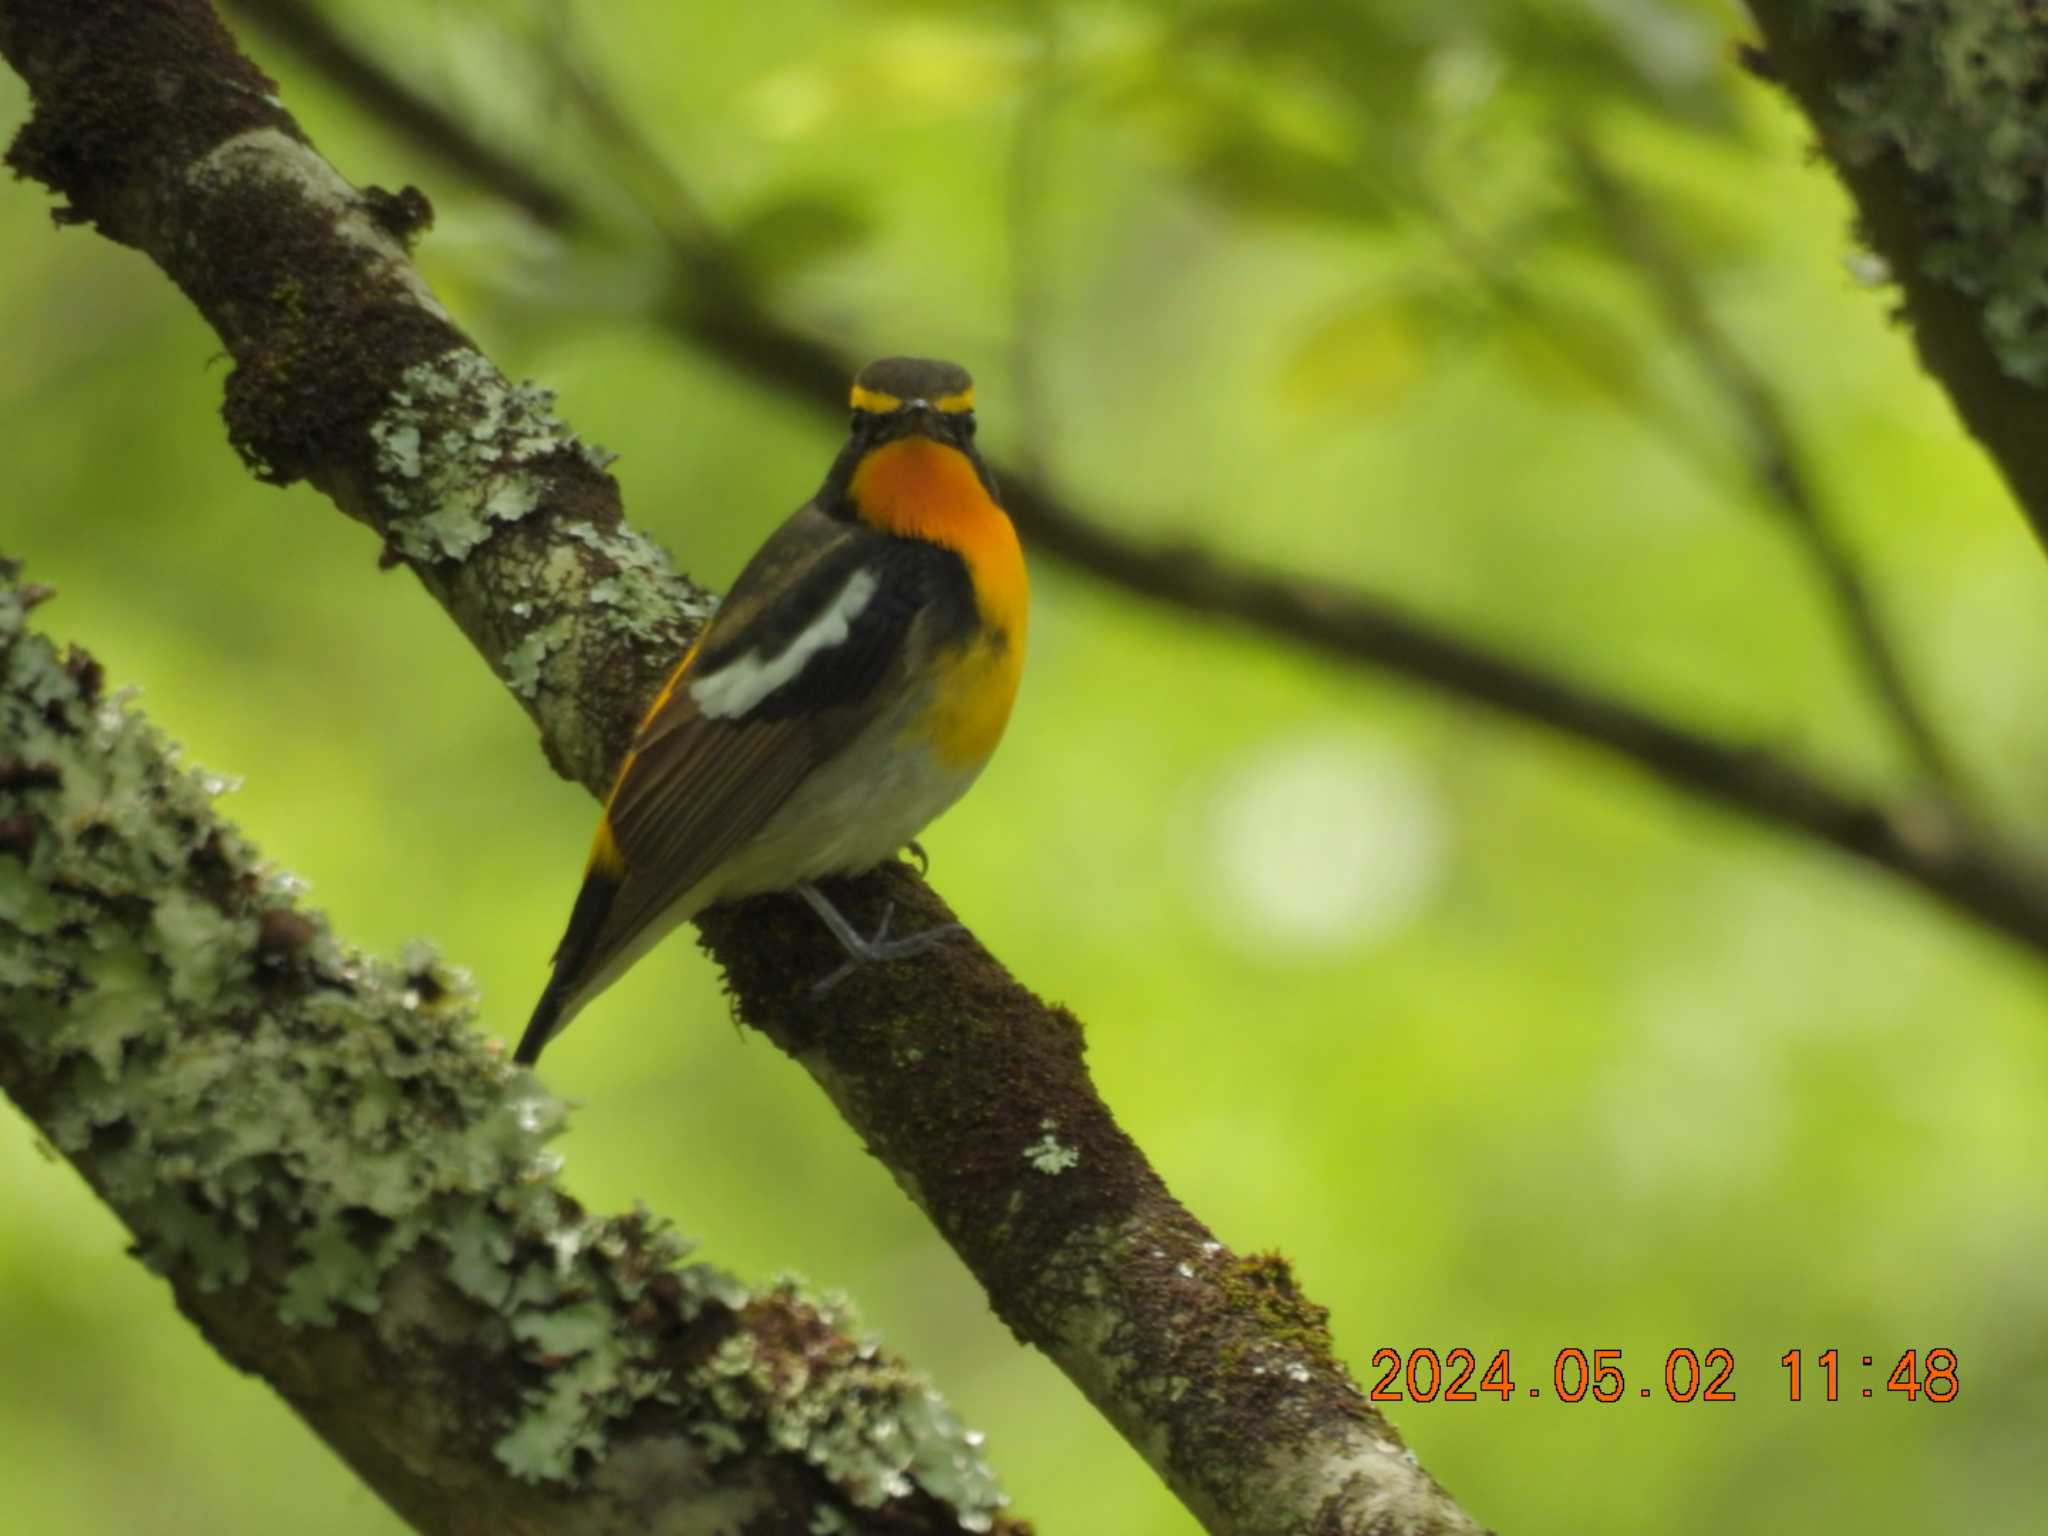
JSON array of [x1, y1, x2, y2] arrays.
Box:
[[850, 435, 1029, 766], [850, 437, 1028, 642]]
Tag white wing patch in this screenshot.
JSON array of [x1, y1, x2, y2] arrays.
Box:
[[689, 568, 879, 720]]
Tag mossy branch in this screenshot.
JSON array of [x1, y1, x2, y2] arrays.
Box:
[[0, 561, 1010, 1535], [0, 4, 1485, 1534], [1744, 0, 2048, 558]]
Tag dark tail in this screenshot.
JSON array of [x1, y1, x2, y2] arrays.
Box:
[[514, 870, 620, 1066], [514, 976, 573, 1066]]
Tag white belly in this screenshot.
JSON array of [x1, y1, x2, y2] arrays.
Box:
[[561, 704, 983, 1028], [557, 682, 992, 1026], [706, 695, 988, 904]]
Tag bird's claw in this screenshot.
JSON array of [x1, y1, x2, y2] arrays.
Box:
[[801, 886, 965, 995]]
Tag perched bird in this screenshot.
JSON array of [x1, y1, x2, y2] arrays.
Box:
[[515, 357, 1027, 1066]]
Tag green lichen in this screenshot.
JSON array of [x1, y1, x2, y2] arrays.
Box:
[[500, 612, 575, 700], [689, 1279, 1005, 1532], [0, 566, 1009, 1526], [493, 1209, 698, 1480], [1023, 1118, 1080, 1175], [565, 519, 717, 647], [2, 578, 609, 1334], [368, 348, 618, 563], [496, 520, 708, 696], [1817, 0, 2048, 384]]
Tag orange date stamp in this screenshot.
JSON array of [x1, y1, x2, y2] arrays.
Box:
[[1365, 1348, 1960, 1403]]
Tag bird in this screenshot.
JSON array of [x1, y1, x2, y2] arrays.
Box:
[[514, 356, 1027, 1066]]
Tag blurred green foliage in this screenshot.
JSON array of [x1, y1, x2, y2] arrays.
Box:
[[4, 1, 2047, 1532]]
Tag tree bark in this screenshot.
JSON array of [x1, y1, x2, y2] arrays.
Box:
[[0, 4, 1487, 1533], [0, 564, 1012, 1535], [1744, 1, 2048, 557]]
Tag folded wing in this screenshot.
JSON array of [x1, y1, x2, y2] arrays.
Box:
[[515, 503, 975, 1062]]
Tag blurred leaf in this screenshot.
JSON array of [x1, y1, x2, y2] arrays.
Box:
[[1113, 49, 1396, 227], [1282, 289, 1436, 411], [1108, 0, 1739, 246], [1190, 125, 1391, 227], [1495, 292, 1651, 410], [1539, 0, 1737, 132], [726, 189, 875, 285], [1140, 0, 1736, 128]]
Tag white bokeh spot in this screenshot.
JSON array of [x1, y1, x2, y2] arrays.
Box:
[[1195, 732, 1447, 956]]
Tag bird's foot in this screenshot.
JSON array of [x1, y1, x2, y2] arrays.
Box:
[[797, 882, 965, 995]]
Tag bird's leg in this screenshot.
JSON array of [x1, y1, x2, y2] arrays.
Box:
[[797, 881, 965, 995], [904, 840, 931, 874]]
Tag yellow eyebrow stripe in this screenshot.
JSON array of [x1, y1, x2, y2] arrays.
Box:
[[849, 383, 976, 414]]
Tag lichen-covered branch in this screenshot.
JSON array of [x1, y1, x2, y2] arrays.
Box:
[[1, 1, 707, 797], [0, 562, 1010, 1536], [229, 0, 2048, 970], [1743, 1, 2048, 558], [0, 4, 1486, 1534]]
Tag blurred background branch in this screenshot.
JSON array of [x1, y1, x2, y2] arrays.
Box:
[[1566, 132, 1964, 801], [1006, 0, 1062, 486], [227, 0, 2048, 965]]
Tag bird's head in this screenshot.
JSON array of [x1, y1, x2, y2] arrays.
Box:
[[824, 357, 997, 524], [846, 356, 978, 451]]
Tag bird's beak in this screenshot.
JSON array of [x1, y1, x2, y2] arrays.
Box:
[[864, 398, 952, 445]]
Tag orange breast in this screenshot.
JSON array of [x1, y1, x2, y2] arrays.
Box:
[[850, 436, 1028, 767]]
